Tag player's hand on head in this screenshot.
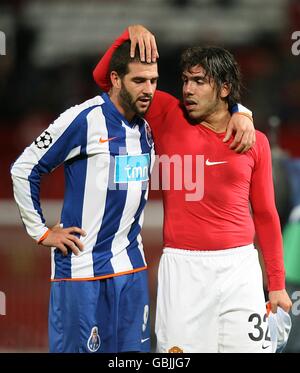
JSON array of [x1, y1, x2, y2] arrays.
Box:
[[128, 24, 159, 63], [268, 289, 293, 314], [224, 113, 256, 153], [40, 224, 87, 256]]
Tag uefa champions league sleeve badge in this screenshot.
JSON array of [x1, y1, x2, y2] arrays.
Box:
[[34, 130, 53, 150]]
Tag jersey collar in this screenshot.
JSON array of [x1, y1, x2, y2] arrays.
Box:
[[101, 93, 143, 129]]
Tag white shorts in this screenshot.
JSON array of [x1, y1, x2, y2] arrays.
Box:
[[155, 245, 272, 353]]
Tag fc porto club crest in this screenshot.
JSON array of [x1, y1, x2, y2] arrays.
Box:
[[145, 122, 153, 147], [87, 326, 101, 352]]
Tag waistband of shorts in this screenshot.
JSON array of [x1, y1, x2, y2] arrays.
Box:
[[163, 244, 254, 257]]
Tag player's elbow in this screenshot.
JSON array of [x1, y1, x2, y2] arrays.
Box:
[[11, 160, 20, 179], [10, 161, 18, 180], [10, 160, 27, 185]]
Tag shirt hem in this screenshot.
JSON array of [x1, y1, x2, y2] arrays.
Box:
[[164, 241, 254, 251], [50, 266, 147, 282]]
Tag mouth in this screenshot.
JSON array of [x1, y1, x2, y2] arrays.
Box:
[[184, 100, 197, 109], [137, 97, 152, 107], [138, 95, 152, 101]]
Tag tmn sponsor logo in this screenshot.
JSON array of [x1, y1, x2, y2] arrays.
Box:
[[115, 154, 150, 183], [0, 31, 6, 55]]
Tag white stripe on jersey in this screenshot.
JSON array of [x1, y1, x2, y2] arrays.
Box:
[[51, 247, 56, 279], [136, 140, 155, 264], [137, 192, 147, 265], [109, 121, 144, 273]]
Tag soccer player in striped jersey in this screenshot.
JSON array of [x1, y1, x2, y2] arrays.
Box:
[[93, 25, 292, 353], [11, 41, 158, 352]]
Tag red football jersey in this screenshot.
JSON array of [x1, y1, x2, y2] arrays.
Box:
[[93, 30, 285, 291], [146, 91, 285, 290]]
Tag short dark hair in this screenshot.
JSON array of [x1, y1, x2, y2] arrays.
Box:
[[180, 46, 241, 107], [109, 40, 145, 78]]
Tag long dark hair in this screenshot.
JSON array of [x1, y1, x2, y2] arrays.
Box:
[[180, 46, 241, 107]]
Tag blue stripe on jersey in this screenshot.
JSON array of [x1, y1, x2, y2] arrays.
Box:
[[92, 100, 128, 276], [125, 121, 151, 268]]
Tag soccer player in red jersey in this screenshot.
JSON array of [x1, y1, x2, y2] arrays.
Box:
[[93, 26, 292, 353]]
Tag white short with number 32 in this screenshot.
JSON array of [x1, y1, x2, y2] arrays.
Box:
[[155, 244, 272, 353]]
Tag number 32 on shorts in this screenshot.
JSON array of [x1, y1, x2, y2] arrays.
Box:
[[248, 313, 271, 344]]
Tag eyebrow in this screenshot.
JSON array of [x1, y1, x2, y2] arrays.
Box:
[[182, 73, 207, 80], [132, 75, 159, 80]]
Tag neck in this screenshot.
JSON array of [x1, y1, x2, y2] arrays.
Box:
[[201, 103, 231, 133], [108, 90, 135, 122]]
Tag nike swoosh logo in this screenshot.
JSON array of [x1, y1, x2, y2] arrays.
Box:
[[206, 159, 228, 166], [99, 136, 117, 143], [141, 338, 150, 343], [262, 344, 271, 350]]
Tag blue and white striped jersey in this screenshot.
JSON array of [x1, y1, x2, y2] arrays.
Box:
[[11, 93, 155, 280]]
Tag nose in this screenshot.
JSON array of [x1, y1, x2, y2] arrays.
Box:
[[143, 80, 154, 96], [183, 81, 194, 96]]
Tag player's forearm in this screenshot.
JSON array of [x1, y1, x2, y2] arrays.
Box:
[[93, 29, 130, 91], [11, 160, 48, 242], [253, 212, 285, 291]]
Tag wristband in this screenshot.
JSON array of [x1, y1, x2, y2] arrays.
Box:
[[38, 229, 50, 244]]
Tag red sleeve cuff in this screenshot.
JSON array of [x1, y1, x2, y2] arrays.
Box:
[[93, 29, 130, 91], [267, 274, 286, 292]]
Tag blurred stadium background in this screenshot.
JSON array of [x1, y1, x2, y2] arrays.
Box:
[[0, 0, 300, 352]]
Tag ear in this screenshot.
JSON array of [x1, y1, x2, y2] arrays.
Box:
[[110, 71, 122, 89], [220, 82, 231, 99]]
